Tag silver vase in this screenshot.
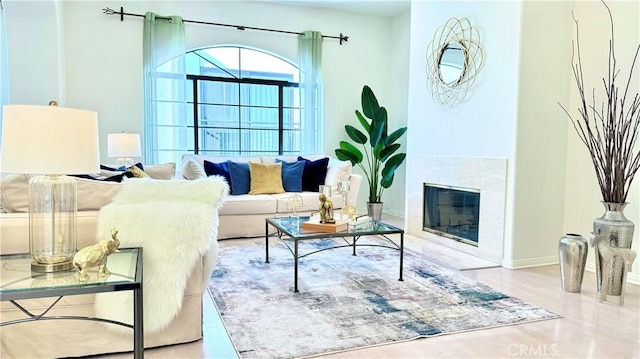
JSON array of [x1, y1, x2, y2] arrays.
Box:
[[367, 202, 383, 221], [558, 233, 588, 293], [593, 202, 635, 295]]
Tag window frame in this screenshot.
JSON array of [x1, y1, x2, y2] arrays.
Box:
[[187, 73, 300, 157]]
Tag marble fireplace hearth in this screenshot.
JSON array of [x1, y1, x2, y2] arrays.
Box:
[[406, 156, 508, 264]]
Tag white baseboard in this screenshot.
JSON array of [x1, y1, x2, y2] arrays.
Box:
[[502, 257, 639, 286], [584, 262, 639, 286], [501, 256, 557, 269]]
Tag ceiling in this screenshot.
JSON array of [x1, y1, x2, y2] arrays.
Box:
[[264, 0, 411, 18]]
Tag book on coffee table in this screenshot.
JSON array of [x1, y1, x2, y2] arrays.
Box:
[[301, 218, 348, 233]]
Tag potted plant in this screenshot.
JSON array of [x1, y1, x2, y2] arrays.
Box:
[[559, 1, 639, 296], [335, 85, 407, 220]]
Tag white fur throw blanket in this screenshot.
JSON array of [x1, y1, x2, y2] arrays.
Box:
[[94, 176, 228, 334]]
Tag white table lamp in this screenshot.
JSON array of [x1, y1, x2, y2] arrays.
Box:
[[1, 104, 100, 272], [107, 133, 142, 167]]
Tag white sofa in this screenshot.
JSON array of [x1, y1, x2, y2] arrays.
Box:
[[180, 153, 363, 239], [1, 155, 362, 242], [0, 176, 225, 358]]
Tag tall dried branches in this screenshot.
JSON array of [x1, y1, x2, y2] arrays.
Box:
[[559, 1, 640, 203]]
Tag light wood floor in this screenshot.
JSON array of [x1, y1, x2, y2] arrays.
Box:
[[107, 215, 640, 359]]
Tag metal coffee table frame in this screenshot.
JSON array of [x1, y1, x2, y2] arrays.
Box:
[[265, 216, 404, 292], [0, 247, 144, 358]]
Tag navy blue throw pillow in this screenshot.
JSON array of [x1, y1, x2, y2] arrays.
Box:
[[297, 156, 329, 192], [228, 161, 251, 195], [276, 159, 305, 192], [101, 163, 144, 172], [203, 160, 233, 192], [70, 173, 126, 182]]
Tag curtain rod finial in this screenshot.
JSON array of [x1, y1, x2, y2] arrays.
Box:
[[340, 33, 349, 45]]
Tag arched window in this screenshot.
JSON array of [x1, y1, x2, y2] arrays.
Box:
[[151, 46, 313, 164]]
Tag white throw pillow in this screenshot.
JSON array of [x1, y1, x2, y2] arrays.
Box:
[[325, 158, 353, 193], [145, 162, 176, 180], [181, 158, 206, 180], [0, 174, 121, 212]]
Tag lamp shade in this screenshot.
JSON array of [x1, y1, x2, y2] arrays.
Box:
[[1, 105, 100, 174], [107, 133, 142, 158]]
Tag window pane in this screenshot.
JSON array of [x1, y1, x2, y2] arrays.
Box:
[[156, 125, 194, 151], [195, 48, 240, 78], [239, 48, 297, 82], [155, 74, 186, 102], [283, 86, 300, 108], [240, 84, 278, 106], [201, 81, 239, 105], [241, 129, 278, 152], [282, 129, 301, 152], [199, 104, 239, 127], [200, 128, 239, 153], [282, 108, 300, 130], [240, 107, 279, 129], [156, 101, 189, 126]]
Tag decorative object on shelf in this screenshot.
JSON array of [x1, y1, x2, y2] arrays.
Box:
[[319, 184, 332, 198], [591, 203, 635, 295], [425, 17, 484, 107], [341, 204, 358, 221], [559, 2, 639, 298], [0, 104, 100, 273], [107, 132, 142, 167], [558, 233, 588, 293], [286, 194, 304, 217], [338, 179, 350, 206], [347, 215, 373, 231], [72, 228, 121, 282], [318, 193, 335, 224], [592, 231, 637, 305], [301, 218, 347, 233], [335, 85, 407, 221]]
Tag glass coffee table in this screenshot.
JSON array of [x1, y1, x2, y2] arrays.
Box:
[[0, 247, 144, 358], [265, 216, 404, 292]]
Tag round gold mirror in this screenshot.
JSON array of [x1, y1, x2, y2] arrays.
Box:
[[438, 42, 466, 85], [425, 18, 484, 107]]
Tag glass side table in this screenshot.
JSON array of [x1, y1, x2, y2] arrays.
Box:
[[0, 247, 144, 358]]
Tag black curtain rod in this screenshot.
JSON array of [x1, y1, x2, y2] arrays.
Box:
[[102, 7, 349, 45]]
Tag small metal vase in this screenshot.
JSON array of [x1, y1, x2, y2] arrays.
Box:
[[593, 202, 635, 295], [367, 202, 383, 221], [558, 233, 588, 293]]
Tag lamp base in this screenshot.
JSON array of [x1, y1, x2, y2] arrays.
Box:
[[31, 260, 74, 273], [116, 157, 134, 167]]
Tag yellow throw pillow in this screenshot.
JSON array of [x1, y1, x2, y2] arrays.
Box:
[[128, 165, 149, 178], [249, 162, 285, 195]]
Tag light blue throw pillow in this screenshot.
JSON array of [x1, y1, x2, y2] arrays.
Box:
[[276, 159, 305, 192], [228, 162, 251, 195]]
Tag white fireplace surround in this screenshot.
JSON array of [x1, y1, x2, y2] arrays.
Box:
[[406, 156, 508, 264]]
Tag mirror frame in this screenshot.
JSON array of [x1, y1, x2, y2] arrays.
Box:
[[425, 18, 484, 107]]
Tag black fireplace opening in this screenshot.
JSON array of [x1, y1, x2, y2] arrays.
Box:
[[423, 183, 480, 246]]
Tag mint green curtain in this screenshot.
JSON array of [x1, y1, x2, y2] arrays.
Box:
[[143, 12, 187, 164], [298, 31, 323, 154], [0, 1, 9, 133]]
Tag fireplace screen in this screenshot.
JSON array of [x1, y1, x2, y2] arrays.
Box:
[[423, 183, 480, 246]]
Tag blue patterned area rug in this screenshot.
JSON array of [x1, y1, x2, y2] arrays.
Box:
[[208, 237, 560, 359]]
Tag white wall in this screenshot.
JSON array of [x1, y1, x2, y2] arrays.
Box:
[[509, 0, 574, 268], [3, 0, 410, 216], [407, 0, 521, 264], [3, 1, 63, 105]]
